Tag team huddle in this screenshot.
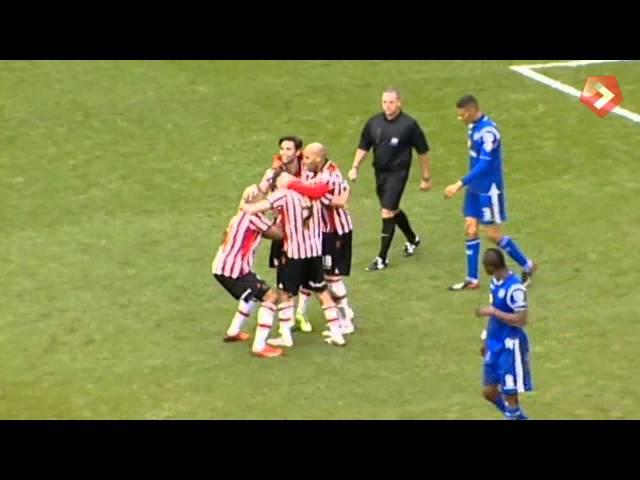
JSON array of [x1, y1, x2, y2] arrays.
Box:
[[212, 89, 536, 420], [212, 138, 355, 358]]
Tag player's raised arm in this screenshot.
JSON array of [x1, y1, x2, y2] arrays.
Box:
[[240, 199, 272, 214], [242, 198, 274, 215], [239, 184, 265, 210], [288, 180, 331, 199], [257, 168, 276, 195], [242, 188, 286, 215], [272, 163, 332, 200]]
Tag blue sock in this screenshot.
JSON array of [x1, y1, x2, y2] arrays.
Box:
[[504, 404, 524, 420], [491, 398, 506, 413], [466, 239, 480, 282], [498, 236, 532, 272]]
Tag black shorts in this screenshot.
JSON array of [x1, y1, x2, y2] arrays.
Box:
[[276, 256, 327, 296], [214, 272, 271, 302], [322, 231, 352, 276], [268, 239, 284, 268], [375, 170, 410, 211]]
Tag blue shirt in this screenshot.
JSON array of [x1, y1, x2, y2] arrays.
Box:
[[486, 272, 528, 352], [461, 114, 504, 195]]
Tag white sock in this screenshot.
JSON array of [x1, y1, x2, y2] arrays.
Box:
[[323, 305, 342, 336], [296, 289, 312, 316], [278, 301, 295, 340], [253, 302, 276, 351], [226, 299, 257, 336], [339, 308, 354, 329], [329, 279, 352, 326], [329, 279, 349, 309]]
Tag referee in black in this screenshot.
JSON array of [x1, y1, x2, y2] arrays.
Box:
[[348, 86, 432, 271]]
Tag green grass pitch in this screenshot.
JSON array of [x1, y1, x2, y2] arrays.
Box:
[[1, 60, 639, 419]]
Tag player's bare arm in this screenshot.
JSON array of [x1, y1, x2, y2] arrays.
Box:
[[239, 184, 266, 209], [444, 179, 464, 199], [262, 224, 284, 241], [257, 168, 279, 195], [241, 197, 276, 215], [348, 148, 368, 182], [475, 306, 528, 327]]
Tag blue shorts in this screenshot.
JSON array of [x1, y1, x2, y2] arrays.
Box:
[[483, 334, 533, 396], [463, 189, 507, 225]]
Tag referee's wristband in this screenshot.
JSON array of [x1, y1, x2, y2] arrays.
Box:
[[480, 329, 487, 340], [421, 176, 431, 182]]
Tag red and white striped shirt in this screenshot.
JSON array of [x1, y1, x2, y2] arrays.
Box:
[[267, 188, 323, 259], [212, 211, 273, 278], [308, 161, 354, 235]]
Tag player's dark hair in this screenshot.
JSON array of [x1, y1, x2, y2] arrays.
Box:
[[456, 94, 479, 109], [484, 248, 506, 269], [278, 135, 303, 151]]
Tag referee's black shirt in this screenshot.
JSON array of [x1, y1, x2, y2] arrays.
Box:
[[358, 111, 429, 173]]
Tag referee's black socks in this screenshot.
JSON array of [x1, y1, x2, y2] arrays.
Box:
[[394, 210, 417, 244], [379, 217, 396, 261]]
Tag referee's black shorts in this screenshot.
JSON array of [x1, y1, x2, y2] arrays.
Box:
[[322, 231, 353, 276], [375, 169, 410, 211]]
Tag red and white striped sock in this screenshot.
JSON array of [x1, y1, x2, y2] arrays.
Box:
[[253, 302, 276, 351], [226, 299, 257, 336]]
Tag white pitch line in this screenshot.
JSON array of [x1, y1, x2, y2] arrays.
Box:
[[509, 61, 640, 124], [510, 65, 583, 97], [511, 60, 631, 69]]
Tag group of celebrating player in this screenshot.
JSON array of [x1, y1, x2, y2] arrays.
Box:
[[212, 136, 355, 358]]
